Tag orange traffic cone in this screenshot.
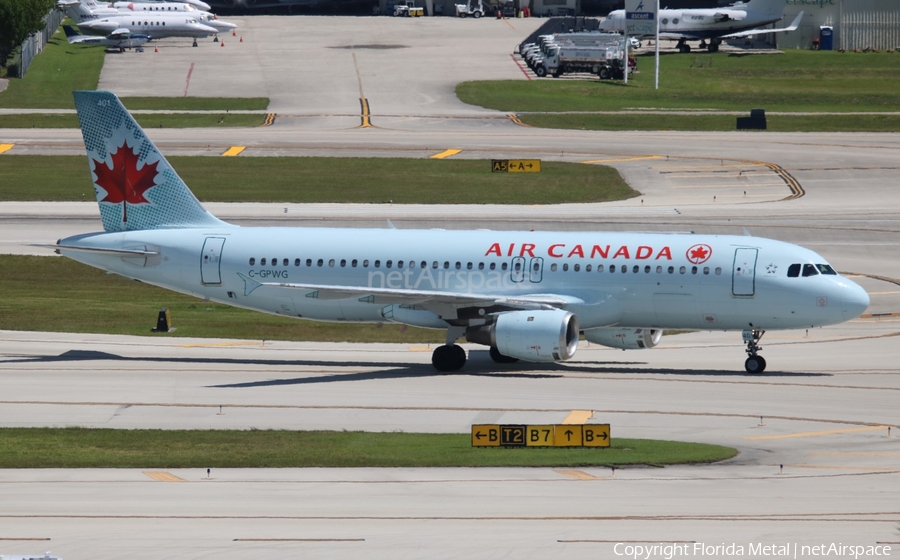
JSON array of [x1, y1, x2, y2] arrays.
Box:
[[232, 30, 236, 36], [221, 41, 224, 47], [154, 46, 158, 52], [239, 36, 243, 43]]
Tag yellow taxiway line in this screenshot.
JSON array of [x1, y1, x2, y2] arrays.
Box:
[[143, 471, 187, 482], [555, 469, 601, 480], [743, 425, 889, 441], [0, 143, 14, 154], [222, 146, 246, 157], [430, 149, 462, 159], [562, 410, 593, 424]]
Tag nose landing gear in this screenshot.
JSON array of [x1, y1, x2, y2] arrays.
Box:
[[742, 329, 766, 373]]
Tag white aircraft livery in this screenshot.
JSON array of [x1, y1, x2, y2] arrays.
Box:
[[58, 91, 870, 373], [599, 0, 803, 53]]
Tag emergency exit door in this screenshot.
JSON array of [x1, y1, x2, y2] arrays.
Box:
[[732, 248, 758, 297], [201, 237, 226, 285]]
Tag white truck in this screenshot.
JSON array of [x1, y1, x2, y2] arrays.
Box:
[[537, 44, 630, 79], [454, 0, 483, 18]]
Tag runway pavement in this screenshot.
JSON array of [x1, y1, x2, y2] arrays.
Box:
[[1, 15, 899, 560]]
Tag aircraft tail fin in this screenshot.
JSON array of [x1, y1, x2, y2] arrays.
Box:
[[73, 90, 228, 233]]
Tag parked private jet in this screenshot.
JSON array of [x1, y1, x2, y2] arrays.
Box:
[[57, 91, 870, 374], [599, 0, 803, 53], [63, 25, 151, 50]]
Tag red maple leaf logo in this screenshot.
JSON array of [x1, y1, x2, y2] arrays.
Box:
[[92, 141, 159, 223], [686, 244, 712, 265]]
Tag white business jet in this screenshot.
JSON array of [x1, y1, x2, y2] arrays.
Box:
[[57, 91, 870, 374], [599, 0, 804, 53], [59, 0, 233, 44]]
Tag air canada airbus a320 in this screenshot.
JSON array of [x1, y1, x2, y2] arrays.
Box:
[[57, 91, 870, 373]]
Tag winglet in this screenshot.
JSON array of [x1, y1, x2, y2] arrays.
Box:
[[73, 91, 229, 233]]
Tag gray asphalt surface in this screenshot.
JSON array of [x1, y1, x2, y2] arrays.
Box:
[[1, 15, 899, 560]]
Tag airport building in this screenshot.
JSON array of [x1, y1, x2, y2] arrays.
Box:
[[777, 0, 900, 51]]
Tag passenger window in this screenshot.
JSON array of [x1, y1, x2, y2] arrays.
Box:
[[802, 264, 819, 277], [455, 262, 461, 270], [283, 258, 288, 266], [328, 259, 335, 267], [340, 259, 346, 267], [249, 258, 255, 265], [421, 261, 428, 269], [317, 259, 324, 267], [644, 266, 650, 273], [386, 260, 392, 268], [260, 258, 266, 265], [562, 263, 568, 272], [597, 264, 604, 272], [306, 259, 312, 267], [489, 263, 496, 270], [397, 260, 403, 268], [703, 267, 709, 275], [609, 265, 615, 273], [668, 266, 674, 274], [632, 265, 639, 274], [501, 263, 508, 271], [715, 267, 722, 275], [586, 264, 592, 272], [551, 263, 558, 272], [656, 266, 662, 273], [691, 266, 698, 275], [621, 265, 627, 273], [363, 259, 369, 267], [374, 260, 381, 268], [433, 261, 438, 269], [679, 266, 686, 274], [574, 264, 581, 272], [294, 258, 300, 267], [352, 259, 358, 267], [478, 263, 484, 270]]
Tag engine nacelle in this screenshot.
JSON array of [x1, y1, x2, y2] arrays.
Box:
[[466, 309, 578, 362], [585, 327, 662, 350]]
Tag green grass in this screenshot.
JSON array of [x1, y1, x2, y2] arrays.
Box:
[[0, 26, 267, 110], [0, 156, 636, 204], [0, 428, 738, 468], [458, 51, 900, 130], [518, 113, 900, 132], [0, 255, 444, 343], [0, 113, 266, 128]]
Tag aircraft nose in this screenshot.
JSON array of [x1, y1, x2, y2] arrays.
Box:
[[841, 280, 870, 320]]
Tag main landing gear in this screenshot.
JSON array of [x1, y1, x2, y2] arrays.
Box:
[[432, 327, 467, 372], [742, 329, 766, 373], [677, 39, 691, 53]]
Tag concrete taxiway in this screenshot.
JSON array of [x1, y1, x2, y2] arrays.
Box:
[[1, 14, 900, 560]]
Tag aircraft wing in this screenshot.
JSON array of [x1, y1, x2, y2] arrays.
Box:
[[722, 11, 803, 38], [107, 28, 133, 39], [238, 275, 575, 311]]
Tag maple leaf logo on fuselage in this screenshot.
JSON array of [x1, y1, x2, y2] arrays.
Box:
[[92, 140, 159, 223]]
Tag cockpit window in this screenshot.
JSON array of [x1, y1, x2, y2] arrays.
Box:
[[787, 264, 801, 278], [817, 264, 837, 275], [802, 263, 819, 277]]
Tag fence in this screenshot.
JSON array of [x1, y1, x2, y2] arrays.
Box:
[[13, 9, 64, 78]]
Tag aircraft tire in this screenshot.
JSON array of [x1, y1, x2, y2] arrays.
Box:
[[744, 356, 767, 374], [433, 344, 466, 371], [490, 346, 519, 364], [708, 43, 719, 53]]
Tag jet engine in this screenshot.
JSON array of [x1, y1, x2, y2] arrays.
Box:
[[585, 327, 662, 350], [466, 309, 578, 362]]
